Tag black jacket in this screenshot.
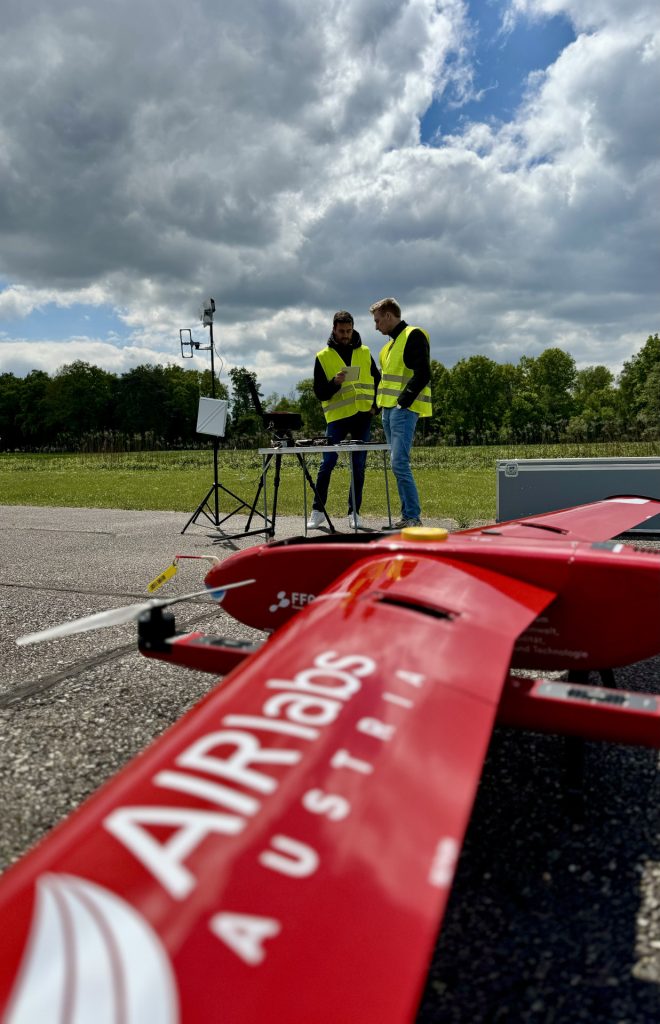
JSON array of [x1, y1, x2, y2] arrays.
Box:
[[313, 330, 381, 406], [384, 320, 431, 409]]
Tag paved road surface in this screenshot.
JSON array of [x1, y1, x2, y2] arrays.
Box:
[[0, 505, 659, 1023]]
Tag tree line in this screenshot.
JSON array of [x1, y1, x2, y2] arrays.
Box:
[[0, 334, 658, 451]]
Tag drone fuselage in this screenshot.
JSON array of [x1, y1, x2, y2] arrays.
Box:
[[205, 533, 660, 672]]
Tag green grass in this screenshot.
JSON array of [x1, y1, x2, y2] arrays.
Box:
[[2, 442, 659, 527]]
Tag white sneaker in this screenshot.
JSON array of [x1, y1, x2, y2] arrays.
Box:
[[347, 513, 365, 529], [307, 509, 325, 528]]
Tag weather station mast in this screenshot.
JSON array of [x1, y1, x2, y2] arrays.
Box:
[[179, 298, 254, 537]]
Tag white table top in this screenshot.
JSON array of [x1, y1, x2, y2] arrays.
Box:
[[258, 443, 390, 455]]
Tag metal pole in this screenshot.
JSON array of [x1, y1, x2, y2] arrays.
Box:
[[208, 320, 220, 525]]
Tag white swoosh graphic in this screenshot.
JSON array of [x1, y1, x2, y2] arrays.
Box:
[[6, 874, 178, 1024]]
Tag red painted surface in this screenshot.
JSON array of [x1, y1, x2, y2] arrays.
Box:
[[209, 498, 660, 670], [0, 555, 551, 1022], [499, 675, 660, 748], [1, 496, 659, 1021]]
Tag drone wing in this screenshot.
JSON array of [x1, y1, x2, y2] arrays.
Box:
[[463, 495, 660, 542], [0, 552, 554, 1023]]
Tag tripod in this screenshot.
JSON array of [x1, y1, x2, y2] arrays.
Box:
[[181, 442, 264, 536], [242, 437, 334, 539], [180, 305, 270, 540]]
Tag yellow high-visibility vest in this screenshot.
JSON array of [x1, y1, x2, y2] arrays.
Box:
[[317, 346, 374, 423], [377, 326, 432, 417]]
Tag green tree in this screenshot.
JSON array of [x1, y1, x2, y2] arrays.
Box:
[[228, 366, 263, 436], [199, 368, 228, 401], [263, 392, 299, 413], [638, 362, 660, 437], [446, 356, 508, 443], [45, 361, 117, 438], [618, 334, 660, 433], [295, 378, 326, 435], [162, 365, 204, 443], [114, 365, 230, 443], [503, 389, 544, 443], [525, 348, 577, 440], [428, 359, 450, 440], [18, 370, 50, 445], [116, 365, 169, 438], [568, 365, 620, 440], [0, 373, 24, 448]]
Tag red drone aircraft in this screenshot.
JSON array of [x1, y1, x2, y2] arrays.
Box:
[[2, 496, 660, 1023]]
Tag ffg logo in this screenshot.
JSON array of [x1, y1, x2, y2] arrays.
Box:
[[268, 591, 315, 614]]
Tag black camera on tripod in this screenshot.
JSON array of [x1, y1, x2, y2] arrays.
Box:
[[246, 377, 302, 445]]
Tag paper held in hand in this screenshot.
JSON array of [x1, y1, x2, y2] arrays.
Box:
[[342, 365, 360, 382]]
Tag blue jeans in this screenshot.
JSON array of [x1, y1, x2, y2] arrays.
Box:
[[313, 412, 372, 514], [382, 406, 420, 521]]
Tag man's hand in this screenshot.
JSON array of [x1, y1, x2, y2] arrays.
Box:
[[334, 369, 347, 384]]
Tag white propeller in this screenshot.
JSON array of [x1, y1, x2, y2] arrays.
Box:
[[15, 580, 256, 647]]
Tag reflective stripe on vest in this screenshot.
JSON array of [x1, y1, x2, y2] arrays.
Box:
[[317, 346, 374, 423], [377, 326, 432, 417]]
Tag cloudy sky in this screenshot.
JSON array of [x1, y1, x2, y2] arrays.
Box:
[[0, 0, 658, 399]]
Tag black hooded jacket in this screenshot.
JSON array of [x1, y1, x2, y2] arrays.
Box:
[[313, 330, 381, 406], [383, 320, 431, 410]]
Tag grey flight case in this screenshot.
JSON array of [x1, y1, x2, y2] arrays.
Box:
[[496, 457, 660, 535]]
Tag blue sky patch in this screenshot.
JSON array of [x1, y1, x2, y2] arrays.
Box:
[[421, 4, 576, 141], [14, 303, 129, 343]]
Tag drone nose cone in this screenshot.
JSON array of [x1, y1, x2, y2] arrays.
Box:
[[401, 527, 449, 542]]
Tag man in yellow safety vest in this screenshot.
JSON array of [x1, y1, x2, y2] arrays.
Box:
[[307, 310, 380, 530], [371, 297, 432, 529]]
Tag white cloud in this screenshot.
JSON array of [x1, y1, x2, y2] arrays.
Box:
[[0, 284, 112, 320], [0, 338, 180, 379], [0, 0, 658, 396]]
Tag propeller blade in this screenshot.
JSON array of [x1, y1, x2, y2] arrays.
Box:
[[15, 580, 255, 647]]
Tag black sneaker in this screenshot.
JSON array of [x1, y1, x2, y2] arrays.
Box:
[[382, 517, 422, 530]]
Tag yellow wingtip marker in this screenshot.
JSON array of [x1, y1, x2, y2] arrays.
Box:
[[147, 562, 178, 593], [400, 527, 449, 542]]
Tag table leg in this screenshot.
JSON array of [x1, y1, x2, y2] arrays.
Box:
[[348, 451, 358, 531], [383, 450, 392, 527], [262, 455, 271, 537]]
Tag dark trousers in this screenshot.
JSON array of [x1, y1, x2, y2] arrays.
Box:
[[312, 412, 372, 514]]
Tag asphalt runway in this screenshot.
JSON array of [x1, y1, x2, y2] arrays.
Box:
[[0, 505, 659, 1023]]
